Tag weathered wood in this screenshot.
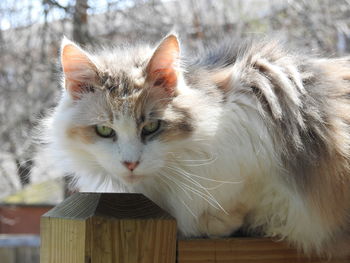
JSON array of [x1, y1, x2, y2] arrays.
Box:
[[0, 234, 40, 263], [0, 247, 39, 263], [40, 193, 350, 263], [40, 193, 177, 263], [0, 247, 15, 263], [178, 238, 350, 263]]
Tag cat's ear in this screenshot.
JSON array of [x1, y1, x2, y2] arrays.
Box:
[[146, 34, 180, 96], [61, 37, 98, 99]]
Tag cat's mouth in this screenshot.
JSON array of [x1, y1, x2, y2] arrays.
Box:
[[122, 174, 145, 184]]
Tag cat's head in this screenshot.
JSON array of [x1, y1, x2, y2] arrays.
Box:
[[50, 34, 212, 186]]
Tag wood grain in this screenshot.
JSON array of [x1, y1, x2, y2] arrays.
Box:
[[40, 217, 86, 263], [40, 193, 350, 263], [178, 238, 350, 263], [40, 193, 177, 263]]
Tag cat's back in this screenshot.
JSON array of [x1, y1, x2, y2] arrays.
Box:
[[191, 39, 350, 256]]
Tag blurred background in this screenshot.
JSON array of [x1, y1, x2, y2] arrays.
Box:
[[0, 0, 349, 262]]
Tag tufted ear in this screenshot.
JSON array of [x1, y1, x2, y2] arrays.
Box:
[[146, 34, 180, 97], [61, 38, 98, 99]]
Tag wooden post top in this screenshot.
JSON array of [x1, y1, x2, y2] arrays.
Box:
[[43, 192, 175, 221], [41, 193, 350, 263], [41, 193, 177, 263]]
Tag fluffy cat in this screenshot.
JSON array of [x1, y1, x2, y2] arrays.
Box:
[[41, 34, 350, 257]]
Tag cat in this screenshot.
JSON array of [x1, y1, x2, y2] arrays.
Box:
[[41, 33, 350, 257]]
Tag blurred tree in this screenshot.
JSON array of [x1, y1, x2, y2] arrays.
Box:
[[73, 0, 90, 45]]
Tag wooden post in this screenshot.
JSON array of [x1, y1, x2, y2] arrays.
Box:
[[40, 193, 177, 263], [177, 238, 350, 262]]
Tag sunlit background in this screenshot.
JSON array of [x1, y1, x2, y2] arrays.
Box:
[[0, 0, 349, 262]]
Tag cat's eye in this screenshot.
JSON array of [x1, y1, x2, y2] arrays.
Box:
[[142, 120, 161, 136], [95, 125, 115, 138]]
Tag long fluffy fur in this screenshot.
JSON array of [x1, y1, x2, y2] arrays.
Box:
[[42, 36, 350, 257]]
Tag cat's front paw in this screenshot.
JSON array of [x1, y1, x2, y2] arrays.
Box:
[[198, 209, 245, 237]]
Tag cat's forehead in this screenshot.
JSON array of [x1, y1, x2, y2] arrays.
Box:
[[95, 46, 152, 79], [93, 46, 153, 98], [76, 45, 165, 121]]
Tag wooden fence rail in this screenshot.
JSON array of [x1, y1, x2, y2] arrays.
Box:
[[0, 235, 40, 263], [40, 193, 350, 263]]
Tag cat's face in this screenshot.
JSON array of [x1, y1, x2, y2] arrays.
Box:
[[54, 35, 195, 185]]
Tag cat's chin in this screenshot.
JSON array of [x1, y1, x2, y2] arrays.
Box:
[[121, 174, 146, 184]]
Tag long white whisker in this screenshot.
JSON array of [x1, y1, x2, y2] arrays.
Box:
[[170, 156, 217, 163], [163, 174, 216, 207], [181, 199, 198, 219], [159, 176, 197, 218], [167, 169, 228, 213], [167, 165, 242, 185], [167, 153, 218, 168], [163, 174, 228, 214], [167, 160, 215, 168], [177, 171, 227, 191], [165, 165, 219, 191], [159, 175, 193, 200]]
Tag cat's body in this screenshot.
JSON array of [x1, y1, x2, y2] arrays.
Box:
[[42, 35, 350, 257]]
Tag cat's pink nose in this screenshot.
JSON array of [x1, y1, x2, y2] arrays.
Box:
[[122, 161, 139, 171]]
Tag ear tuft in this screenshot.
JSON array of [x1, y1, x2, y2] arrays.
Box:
[[146, 34, 180, 96], [61, 38, 97, 99]]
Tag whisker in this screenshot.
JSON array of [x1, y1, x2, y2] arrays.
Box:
[[167, 168, 228, 211], [173, 170, 227, 191], [166, 165, 242, 185], [163, 174, 215, 206], [181, 199, 198, 219], [159, 176, 197, 218], [163, 174, 228, 214], [167, 160, 215, 168], [167, 152, 218, 165], [160, 173, 193, 200]]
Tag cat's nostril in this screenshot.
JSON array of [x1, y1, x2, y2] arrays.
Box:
[[122, 161, 140, 171]]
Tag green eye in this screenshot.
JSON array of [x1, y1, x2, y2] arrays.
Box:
[[95, 125, 115, 138], [142, 120, 161, 136]]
